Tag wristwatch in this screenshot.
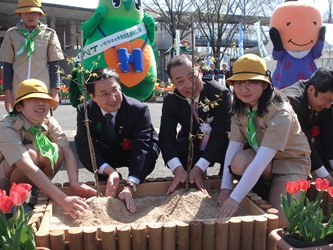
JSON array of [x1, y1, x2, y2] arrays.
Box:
[[125, 182, 137, 192]]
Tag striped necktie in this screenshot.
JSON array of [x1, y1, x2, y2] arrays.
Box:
[[245, 108, 259, 152], [192, 101, 200, 124]]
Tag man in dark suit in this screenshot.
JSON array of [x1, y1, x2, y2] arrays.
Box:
[[159, 54, 232, 195], [75, 68, 160, 213], [219, 63, 232, 79], [207, 62, 219, 75], [281, 67, 333, 184]]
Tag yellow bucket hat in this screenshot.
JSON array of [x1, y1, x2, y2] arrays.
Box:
[[226, 54, 272, 85], [14, 0, 46, 16], [14, 79, 55, 108]]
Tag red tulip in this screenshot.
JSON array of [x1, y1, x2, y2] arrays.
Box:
[[0, 195, 14, 213], [0, 189, 6, 198], [315, 178, 330, 192], [286, 181, 300, 194], [328, 187, 333, 197], [10, 183, 32, 205], [297, 179, 311, 191]]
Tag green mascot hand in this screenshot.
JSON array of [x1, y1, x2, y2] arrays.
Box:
[[82, 5, 107, 40]]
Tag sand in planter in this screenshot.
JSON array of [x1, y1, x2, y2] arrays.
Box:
[[50, 189, 247, 228]]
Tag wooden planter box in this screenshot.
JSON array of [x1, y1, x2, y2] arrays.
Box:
[[31, 178, 279, 250], [269, 228, 333, 250]]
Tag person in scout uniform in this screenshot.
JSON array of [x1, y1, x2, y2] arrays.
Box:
[[217, 54, 311, 228], [0, 79, 96, 218], [0, 0, 64, 113]]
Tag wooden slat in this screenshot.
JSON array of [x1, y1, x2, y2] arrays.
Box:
[[38, 200, 54, 232]]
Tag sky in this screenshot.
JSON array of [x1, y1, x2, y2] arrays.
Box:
[[41, 0, 329, 15], [42, 0, 98, 9]]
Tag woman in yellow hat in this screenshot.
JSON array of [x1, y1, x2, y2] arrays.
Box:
[[0, 0, 64, 113], [0, 79, 96, 218], [217, 54, 311, 227]]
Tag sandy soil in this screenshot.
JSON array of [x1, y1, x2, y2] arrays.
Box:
[[50, 189, 245, 229]]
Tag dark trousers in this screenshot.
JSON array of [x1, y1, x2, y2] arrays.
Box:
[[83, 143, 159, 183], [175, 137, 227, 176]]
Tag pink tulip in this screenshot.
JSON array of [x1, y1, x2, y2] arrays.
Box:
[[286, 181, 300, 194], [315, 178, 330, 192], [10, 183, 32, 205], [0, 196, 14, 213], [0, 189, 7, 198], [297, 179, 311, 191]]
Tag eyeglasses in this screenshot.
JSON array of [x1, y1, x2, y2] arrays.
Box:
[[317, 91, 333, 105], [94, 88, 121, 99]]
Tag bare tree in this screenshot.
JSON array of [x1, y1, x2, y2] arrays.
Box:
[[193, 0, 269, 68], [323, 0, 333, 23], [193, 0, 240, 68], [257, 0, 284, 16], [144, 0, 194, 43]]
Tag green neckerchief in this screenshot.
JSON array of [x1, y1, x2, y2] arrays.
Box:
[[245, 108, 259, 152], [16, 27, 41, 58], [28, 126, 58, 173]]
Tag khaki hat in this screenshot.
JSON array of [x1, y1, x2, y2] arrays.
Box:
[[14, 79, 55, 108], [15, 0, 46, 16], [226, 54, 272, 85]]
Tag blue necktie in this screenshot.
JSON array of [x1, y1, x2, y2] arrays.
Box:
[[105, 113, 116, 144]]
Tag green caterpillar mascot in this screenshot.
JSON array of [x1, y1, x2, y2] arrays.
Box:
[[69, 0, 157, 106]]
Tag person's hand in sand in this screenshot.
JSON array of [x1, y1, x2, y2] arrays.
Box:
[[189, 166, 208, 195], [167, 166, 187, 194], [167, 165, 208, 195], [105, 171, 121, 197], [217, 196, 239, 220], [217, 188, 232, 206], [217, 188, 234, 219], [119, 186, 136, 213], [61, 196, 89, 219]]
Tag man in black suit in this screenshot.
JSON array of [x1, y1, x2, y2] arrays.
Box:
[[281, 67, 333, 184], [75, 68, 159, 213], [159, 54, 232, 195], [219, 63, 232, 79], [207, 62, 219, 75]]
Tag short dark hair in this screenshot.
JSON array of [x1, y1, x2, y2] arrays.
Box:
[[305, 67, 333, 93], [167, 54, 198, 81], [86, 68, 121, 95]]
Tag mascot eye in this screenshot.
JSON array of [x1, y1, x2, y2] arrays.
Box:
[[313, 21, 317, 25], [112, 0, 121, 8], [135, 0, 142, 11], [286, 22, 291, 26]]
